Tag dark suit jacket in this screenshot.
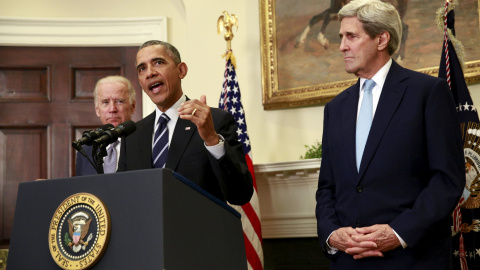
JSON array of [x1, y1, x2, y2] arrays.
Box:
[[75, 145, 99, 176], [118, 107, 253, 206], [75, 142, 120, 176], [316, 61, 465, 269]]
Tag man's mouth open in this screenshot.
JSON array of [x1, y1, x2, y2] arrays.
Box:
[[149, 82, 164, 94]]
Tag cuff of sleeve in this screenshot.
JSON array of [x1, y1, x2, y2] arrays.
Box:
[[325, 231, 339, 254], [205, 134, 226, 160], [392, 229, 408, 248]]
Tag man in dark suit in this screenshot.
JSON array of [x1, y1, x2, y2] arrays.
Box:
[[76, 75, 136, 176], [117, 40, 253, 206], [316, 0, 465, 269]]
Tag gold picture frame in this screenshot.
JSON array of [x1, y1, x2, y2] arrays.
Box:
[[260, 0, 480, 110]]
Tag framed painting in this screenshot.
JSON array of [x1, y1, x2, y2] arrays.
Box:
[[260, 0, 480, 110]]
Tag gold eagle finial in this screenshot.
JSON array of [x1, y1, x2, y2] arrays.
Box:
[[217, 11, 238, 50]]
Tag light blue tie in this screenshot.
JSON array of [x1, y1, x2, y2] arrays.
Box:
[[356, 79, 375, 171]]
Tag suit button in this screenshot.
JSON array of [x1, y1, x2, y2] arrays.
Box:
[[356, 221, 360, 227], [356, 186, 364, 193]]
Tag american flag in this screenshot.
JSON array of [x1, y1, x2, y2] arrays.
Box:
[[438, 1, 480, 270], [219, 51, 264, 270]]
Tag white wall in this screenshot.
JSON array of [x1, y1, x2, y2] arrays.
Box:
[[1, 0, 479, 165]]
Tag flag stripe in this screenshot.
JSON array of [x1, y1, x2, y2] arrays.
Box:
[[243, 231, 263, 270], [246, 154, 258, 190], [241, 201, 263, 242], [235, 204, 263, 254]]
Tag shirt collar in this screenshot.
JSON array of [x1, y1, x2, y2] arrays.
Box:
[[154, 95, 186, 125], [359, 58, 392, 91]]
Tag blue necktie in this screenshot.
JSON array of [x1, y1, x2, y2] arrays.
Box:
[[152, 113, 170, 168], [356, 79, 375, 171]]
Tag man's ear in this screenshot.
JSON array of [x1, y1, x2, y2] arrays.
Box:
[[95, 106, 101, 118], [131, 101, 136, 115], [378, 31, 390, 51], [178, 62, 188, 79]]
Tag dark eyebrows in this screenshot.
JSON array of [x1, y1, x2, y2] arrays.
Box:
[[136, 57, 167, 72], [152, 57, 166, 63]]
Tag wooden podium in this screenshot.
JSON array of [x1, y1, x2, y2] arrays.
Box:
[[7, 169, 247, 269]]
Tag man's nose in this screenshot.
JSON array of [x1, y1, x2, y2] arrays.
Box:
[[108, 101, 118, 111], [339, 38, 349, 52], [146, 65, 158, 79]]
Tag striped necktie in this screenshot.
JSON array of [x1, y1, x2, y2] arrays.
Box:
[[356, 79, 375, 171], [104, 140, 119, 173], [152, 113, 170, 168]]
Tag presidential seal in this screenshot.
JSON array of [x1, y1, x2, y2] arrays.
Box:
[[48, 193, 111, 270]]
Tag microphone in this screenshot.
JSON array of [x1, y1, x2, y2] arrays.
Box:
[[93, 120, 136, 146], [72, 124, 114, 150]]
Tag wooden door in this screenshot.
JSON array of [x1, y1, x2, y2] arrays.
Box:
[[0, 46, 142, 248]]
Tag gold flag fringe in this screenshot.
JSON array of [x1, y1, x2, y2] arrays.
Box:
[[222, 50, 237, 70]]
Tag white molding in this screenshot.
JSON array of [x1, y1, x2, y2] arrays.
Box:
[[0, 16, 167, 46], [254, 158, 321, 173], [254, 159, 321, 238], [261, 214, 317, 239]]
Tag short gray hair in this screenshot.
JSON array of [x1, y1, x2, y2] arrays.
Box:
[[339, 0, 402, 56], [93, 75, 136, 106], [138, 40, 182, 65]]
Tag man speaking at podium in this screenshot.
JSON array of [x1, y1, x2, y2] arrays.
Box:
[[118, 40, 253, 206], [76, 76, 137, 176]]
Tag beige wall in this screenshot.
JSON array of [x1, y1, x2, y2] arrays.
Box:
[[1, 0, 479, 164]]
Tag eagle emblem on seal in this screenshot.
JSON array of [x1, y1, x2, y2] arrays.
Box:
[[66, 211, 93, 253]]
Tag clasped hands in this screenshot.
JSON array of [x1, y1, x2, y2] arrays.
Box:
[[178, 95, 220, 146], [329, 224, 401, 259]]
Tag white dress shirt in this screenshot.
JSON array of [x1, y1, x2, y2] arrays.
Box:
[[152, 95, 226, 159]]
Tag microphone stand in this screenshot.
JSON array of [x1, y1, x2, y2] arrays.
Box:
[[92, 143, 108, 174], [72, 143, 102, 174]]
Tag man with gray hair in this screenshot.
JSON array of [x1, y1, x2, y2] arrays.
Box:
[[315, 0, 465, 268], [75, 75, 136, 176]]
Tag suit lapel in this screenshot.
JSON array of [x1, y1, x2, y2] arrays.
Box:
[[342, 81, 361, 177], [358, 61, 408, 179], [166, 118, 196, 170]]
